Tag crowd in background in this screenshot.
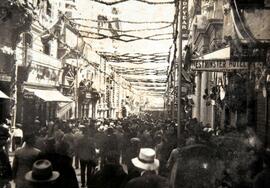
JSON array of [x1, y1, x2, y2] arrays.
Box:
[[0, 115, 270, 188]]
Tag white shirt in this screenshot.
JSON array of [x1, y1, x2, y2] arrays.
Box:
[[13, 128, 23, 137]]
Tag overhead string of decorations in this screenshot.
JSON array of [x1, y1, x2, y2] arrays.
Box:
[[62, 16, 170, 91], [66, 18, 174, 42], [21, 4, 140, 95], [88, 0, 175, 5], [21, 0, 173, 93]]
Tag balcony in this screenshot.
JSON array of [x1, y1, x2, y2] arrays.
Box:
[[17, 47, 61, 70]]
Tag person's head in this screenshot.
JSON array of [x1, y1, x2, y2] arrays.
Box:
[[131, 148, 159, 172], [105, 151, 119, 164], [0, 126, 9, 147], [55, 140, 69, 156], [44, 137, 56, 153], [23, 134, 36, 146], [107, 127, 114, 135], [25, 160, 59, 188]]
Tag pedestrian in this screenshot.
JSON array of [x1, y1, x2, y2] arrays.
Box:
[[125, 137, 141, 175], [0, 120, 10, 154], [54, 140, 79, 188], [100, 127, 119, 167], [73, 124, 84, 169], [38, 136, 79, 188], [124, 148, 169, 188], [12, 123, 23, 151], [25, 159, 60, 188], [166, 147, 180, 171], [12, 134, 41, 188], [0, 126, 12, 188], [253, 149, 270, 188], [76, 125, 97, 187], [90, 151, 127, 188]]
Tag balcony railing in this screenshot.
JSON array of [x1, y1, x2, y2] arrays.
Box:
[[17, 47, 62, 69]]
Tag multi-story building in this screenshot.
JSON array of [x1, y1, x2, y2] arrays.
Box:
[[0, 0, 32, 125], [184, 0, 270, 146], [0, 0, 141, 127], [14, 0, 74, 127]]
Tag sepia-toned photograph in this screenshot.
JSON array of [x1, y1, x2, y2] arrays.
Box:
[[0, 0, 270, 187]]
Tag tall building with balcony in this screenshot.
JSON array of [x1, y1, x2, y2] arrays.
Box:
[[185, 0, 270, 146], [15, 0, 73, 127]]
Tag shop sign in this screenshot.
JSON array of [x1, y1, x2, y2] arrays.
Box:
[[0, 73, 11, 82], [181, 0, 189, 39], [191, 60, 263, 72]]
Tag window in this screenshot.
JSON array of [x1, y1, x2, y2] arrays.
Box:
[[24, 33, 33, 48], [46, 0, 52, 16], [43, 41, 50, 55]]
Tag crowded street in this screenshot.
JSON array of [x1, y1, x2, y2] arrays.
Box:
[[1, 0, 270, 188]]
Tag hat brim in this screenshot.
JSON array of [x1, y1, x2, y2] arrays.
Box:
[[25, 171, 60, 183], [131, 157, 159, 171]]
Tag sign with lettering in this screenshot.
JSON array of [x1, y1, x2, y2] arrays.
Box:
[[182, 0, 189, 39], [191, 60, 263, 72]]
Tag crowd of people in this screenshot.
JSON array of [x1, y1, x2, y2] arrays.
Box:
[[0, 115, 270, 188]]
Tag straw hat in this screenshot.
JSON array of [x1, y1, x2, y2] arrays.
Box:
[[132, 148, 159, 171], [25, 160, 59, 183]]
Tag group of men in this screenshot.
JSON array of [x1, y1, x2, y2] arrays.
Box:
[[0, 116, 176, 188], [1, 115, 270, 188]]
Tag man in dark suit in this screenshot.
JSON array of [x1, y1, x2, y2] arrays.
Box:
[[125, 148, 169, 188]]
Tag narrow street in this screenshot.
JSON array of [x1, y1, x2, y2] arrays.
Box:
[[0, 0, 270, 188]]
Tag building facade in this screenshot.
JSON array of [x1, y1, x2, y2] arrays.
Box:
[[183, 0, 270, 146]]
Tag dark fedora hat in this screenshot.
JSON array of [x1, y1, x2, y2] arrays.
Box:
[[25, 160, 59, 183]]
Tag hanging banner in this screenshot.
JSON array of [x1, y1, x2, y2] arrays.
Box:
[[181, 0, 189, 40]]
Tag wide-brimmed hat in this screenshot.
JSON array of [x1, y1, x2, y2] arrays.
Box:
[[25, 160, 59, 183], [132, 148, 159, 171]]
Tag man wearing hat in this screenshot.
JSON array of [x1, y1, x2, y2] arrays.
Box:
[[125, 148, 169, 188], [25, 159, 60, 188]]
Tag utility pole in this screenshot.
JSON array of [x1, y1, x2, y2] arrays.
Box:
[[75, 35, 79, 119], [177, 0, 183, 146]]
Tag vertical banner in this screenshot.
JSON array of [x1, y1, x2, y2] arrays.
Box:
[[181, 0, 189, 39]]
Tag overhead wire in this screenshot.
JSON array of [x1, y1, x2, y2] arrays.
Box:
[[16, 0, 173, 95], [88, 0, 175, 5], [22, 8, 139, 94]]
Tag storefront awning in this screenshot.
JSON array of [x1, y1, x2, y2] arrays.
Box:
[[191, 47, 252, 72], [193, 46, 230, 61], [25, 88, 73, 102], [0, 90, 9, 99]]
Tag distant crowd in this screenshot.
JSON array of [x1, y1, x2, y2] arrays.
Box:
[[0, 115, 270, 188]]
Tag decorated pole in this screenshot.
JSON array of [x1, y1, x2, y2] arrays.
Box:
[[177, 0, 183, 145]]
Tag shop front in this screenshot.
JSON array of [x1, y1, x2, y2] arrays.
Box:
[[191, 46, 264, 129], [22, 87, 73, 127]]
